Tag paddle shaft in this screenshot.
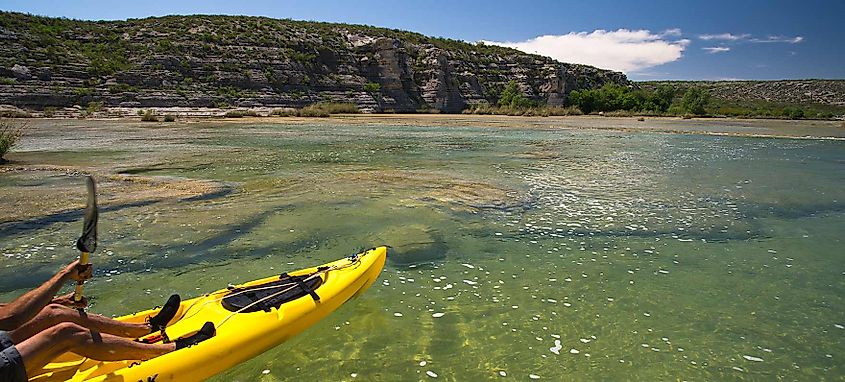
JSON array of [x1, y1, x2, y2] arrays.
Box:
[[73, 251, 90, 302]]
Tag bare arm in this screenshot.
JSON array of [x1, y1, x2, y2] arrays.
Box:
[[0, 261, 90, 330]]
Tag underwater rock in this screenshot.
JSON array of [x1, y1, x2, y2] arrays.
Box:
[[371, 224, 447, 267]]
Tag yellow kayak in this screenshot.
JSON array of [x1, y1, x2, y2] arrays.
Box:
[[29, 246, 388, 381]]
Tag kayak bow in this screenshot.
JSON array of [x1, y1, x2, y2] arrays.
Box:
[[30, 246, 388, 382]]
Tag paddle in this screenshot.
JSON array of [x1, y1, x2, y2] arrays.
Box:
[[73, 176, 98, 305]]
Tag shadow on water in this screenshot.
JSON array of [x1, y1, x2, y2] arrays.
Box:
[[451, 192, 538, 213], [162, 205, 296, 259], [1, 206, 326, 291], [0, 186, 237, 239], [748, 201, 845, 220], [117, 163, 212, 175], [0, 200, 160, 239], [167, 237, 325, 278], [180, 184, 237, 202], [1, 238, 323, 295]]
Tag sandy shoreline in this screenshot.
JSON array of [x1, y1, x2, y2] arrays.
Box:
[[31, 114, 841, 140], [325, 114, 845, 139]]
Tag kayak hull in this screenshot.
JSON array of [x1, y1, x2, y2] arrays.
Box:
[[29, 246, 387, 382]]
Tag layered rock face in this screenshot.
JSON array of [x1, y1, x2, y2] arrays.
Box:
[[0, 13, 628, 113]]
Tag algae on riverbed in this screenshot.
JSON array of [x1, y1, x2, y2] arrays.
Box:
[[1, 119, 843, 381]]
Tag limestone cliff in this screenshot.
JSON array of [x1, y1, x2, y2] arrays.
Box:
[[0, 12, 628, 114]]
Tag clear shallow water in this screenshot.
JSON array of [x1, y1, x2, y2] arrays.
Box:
[[1, 121, 844, 380]]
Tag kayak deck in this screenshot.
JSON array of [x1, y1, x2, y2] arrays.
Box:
[[29, 246, 387, 382]]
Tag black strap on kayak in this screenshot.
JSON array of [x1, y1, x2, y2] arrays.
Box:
[[221, 272, 323, 313], [281, 272, 321, 302], [295, 277, 320, 302]]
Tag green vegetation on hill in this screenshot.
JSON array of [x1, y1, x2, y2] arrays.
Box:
[[1, 11, 625, 114], [497, 81, 536, 109], [639, 80, 845, 120], [706, 99, 841, 119], [0, 12, 840, 119], [0, 11, 534, 79], [568, 84, 676, 114], [564, 83, 843, 119], [474, 81, 844, 120]]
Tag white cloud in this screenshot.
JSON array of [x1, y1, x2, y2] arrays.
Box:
[[483, 29, 689, 73], [750, 35, 804, 43], [699, 33, 750, 41], [661, 28, 683, 37], [699, 33, 803, 44], [702, 46, 731, 54]]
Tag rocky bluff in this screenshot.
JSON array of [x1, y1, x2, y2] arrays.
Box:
[[0, 12, 628, 114]]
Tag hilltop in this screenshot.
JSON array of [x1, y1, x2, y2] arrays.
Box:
[[0, 12, 627, 116]]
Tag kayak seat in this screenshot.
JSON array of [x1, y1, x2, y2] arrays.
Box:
[[221, 273, 323, 313]]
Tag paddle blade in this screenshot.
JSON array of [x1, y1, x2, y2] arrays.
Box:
[[75, 176, 98, 254]]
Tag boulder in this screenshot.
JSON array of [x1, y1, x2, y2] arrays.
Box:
[[370, 224, 448, 267], [10, 64, 31, 80]]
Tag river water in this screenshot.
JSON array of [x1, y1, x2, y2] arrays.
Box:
[[1, 120, 843, 380]]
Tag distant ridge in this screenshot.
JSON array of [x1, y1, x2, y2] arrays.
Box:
[[0, 12, 628, 114], [639, 80, 845, 107]]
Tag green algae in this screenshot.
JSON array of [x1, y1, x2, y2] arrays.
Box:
[[0, 119, 843, 381]]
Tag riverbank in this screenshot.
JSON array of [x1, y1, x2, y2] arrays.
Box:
[[4, 114, 842, 139], [297, 114, 845, 139], [104, 113, 844, 139]]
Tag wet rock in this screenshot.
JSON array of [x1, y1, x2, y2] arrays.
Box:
[[371, 224, 447, 267]]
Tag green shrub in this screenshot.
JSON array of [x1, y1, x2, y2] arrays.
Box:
[[163, 114, 176, 122], [567, 83, 675, 114], [275, 102, 360, 117], [783, 107, 804, 120], [464, 104, 581, 117], [216, 86, 243, 99], [224, 109, 259, 118], [86, 101, 103, 113], [0, 110, 32, 118], [141, 110, 158, 122], [297, 105, 330, 117], [680, 88, 710, 116], [108, 83, 138, 93], [270, 108, 297, 117], [0, 120, 25, 163], [363, 82, 381, 93], [602, 110, 636, 117], [74, 87, 94, 97], [312, 102, 359, 114], [497, 81, 535, 109], [545, 106, 583, 116]]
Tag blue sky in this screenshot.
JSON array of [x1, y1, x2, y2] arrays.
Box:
[[1, 0, 843, 80]]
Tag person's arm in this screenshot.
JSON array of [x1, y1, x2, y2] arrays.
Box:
[[0, 260, 91, 330]]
